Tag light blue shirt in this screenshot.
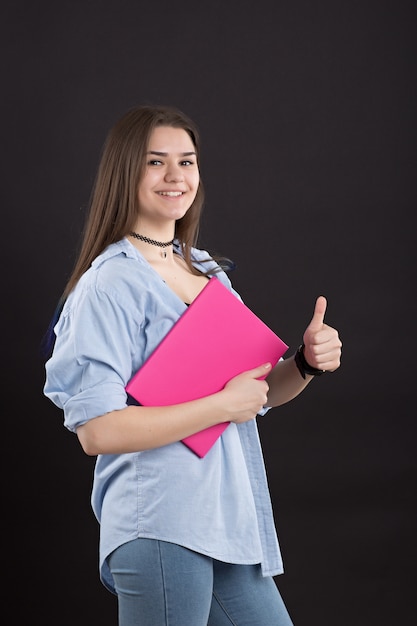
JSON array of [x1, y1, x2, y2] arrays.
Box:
[[44, 238, 284, 593]]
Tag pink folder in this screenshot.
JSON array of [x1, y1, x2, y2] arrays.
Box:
[[125, 277, 288, 457]]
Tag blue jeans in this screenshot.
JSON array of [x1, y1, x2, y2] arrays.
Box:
[[108, 538, 294, 626]]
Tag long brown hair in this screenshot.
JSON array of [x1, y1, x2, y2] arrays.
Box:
[[42, 104, 233, 359], [62, 104, 205, 301]]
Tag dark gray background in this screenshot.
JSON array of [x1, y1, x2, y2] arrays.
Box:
[[3, 1, 416, 624]]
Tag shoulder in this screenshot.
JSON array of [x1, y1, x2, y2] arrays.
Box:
[[189, 245, 235, 291], [66, 239, 157, 314]]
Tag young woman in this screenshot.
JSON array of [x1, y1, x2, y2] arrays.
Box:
[[44, 104, 342, 626]]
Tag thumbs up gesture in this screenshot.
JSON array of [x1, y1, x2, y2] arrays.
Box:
[[302, 296, 342, 373]]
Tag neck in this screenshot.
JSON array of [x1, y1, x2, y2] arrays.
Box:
[[129, 231, 175, 259]]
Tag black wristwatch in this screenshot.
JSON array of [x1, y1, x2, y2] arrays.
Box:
[[294, 344, 325, 379]]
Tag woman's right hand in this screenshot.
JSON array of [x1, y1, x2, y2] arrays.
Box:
[[220, 363, 272, 424]]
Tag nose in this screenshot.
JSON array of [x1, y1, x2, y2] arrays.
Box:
[[164, 163, 184, 183]]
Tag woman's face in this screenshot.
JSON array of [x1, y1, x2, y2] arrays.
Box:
[[137, 125, 200, 225]]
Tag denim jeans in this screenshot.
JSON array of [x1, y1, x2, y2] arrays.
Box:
[[108, 538, 294, 626]]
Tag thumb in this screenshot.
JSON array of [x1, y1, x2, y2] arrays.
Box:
[[308, 295, 327, 331], [245, 362, 272, 380]]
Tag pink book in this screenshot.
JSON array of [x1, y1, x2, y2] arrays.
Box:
[[125, 277, 288, 457]]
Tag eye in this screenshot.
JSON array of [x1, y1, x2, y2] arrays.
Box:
[[148, 159, 163, 166], [180, 159, 194, 166]]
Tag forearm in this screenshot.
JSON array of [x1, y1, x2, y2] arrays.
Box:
[[77, 393, 228, 456], [265, 355, 314, 407]]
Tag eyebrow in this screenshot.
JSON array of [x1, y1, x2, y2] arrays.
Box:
[[147, 151, 197, 157]]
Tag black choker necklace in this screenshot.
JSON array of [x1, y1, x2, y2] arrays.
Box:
[[129, 232, 174, 258]]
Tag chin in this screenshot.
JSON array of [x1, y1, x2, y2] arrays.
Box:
[[170, 207, 190, 220]]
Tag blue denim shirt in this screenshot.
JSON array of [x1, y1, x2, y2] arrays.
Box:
[[44, 238, 284, 593]]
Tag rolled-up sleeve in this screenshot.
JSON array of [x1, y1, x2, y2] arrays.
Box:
[[45, 282, 142, 433]]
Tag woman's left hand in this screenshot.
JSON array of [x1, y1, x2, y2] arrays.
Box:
[[302, 296, 342, 373]]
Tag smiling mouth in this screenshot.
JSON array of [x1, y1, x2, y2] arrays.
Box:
[[158, 191, 184, 197]]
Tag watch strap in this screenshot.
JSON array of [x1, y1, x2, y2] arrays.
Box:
[[294, 343, 325, 379]]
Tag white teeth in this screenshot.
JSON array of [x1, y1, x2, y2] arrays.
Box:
[[159, 191, 183, 197]]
